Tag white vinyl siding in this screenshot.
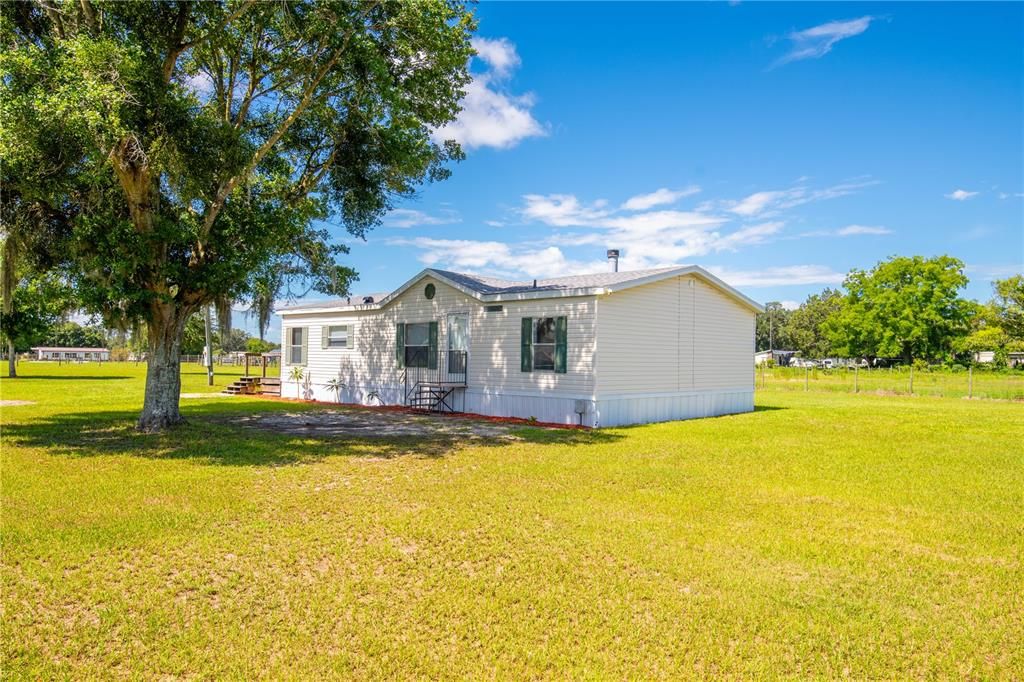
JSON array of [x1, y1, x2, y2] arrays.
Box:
[[280, 276, 597, 399], [595, 274, 753, 396], [692, 278, 755, 391]]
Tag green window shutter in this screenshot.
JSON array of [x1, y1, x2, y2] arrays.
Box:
[[427, 321, 438, 369], [321, 325, 329, 349], [521, 317, 533, 372], [396, 322, 405, 368], [300, 327, 308, 366], [554, 316, 567, 374]]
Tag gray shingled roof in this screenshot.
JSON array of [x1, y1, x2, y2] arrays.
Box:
[[278, 292, 390, 312], [431, 267, 683, 295], [277, 265, 762, 314]]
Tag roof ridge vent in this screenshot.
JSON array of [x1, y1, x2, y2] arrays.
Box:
[[362, 296, 374, 304]]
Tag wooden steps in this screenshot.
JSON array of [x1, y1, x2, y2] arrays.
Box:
[[259, 378, 281, 396], [222, 376, 281, 396]]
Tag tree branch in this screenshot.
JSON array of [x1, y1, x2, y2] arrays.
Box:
[[78, 0, 98, 34], [177, 1, 256, 52], [161, 1, 192, 83], [38, 1, 65, 40], [198, 4, 379, 245]]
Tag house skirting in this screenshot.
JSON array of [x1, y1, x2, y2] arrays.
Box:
[[594, 389, 754, 427], [286, 381, 753, 429]]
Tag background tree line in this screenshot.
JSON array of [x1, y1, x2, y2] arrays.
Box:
[[756, 255, 1024, 367]]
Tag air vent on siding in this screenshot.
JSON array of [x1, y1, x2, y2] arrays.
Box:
[[485, 305, 504, 312]]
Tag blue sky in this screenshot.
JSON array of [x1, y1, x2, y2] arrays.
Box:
[[255, 2, 1023, 338]]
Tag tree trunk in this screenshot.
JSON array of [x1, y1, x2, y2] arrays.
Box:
[[7, 338, 16, 378], [137, 304, 189, 432]]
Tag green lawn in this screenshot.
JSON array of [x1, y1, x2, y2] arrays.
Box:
[[2, 363, 1022, 678]]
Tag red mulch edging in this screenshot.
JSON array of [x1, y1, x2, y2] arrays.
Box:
[[251, 393, 589, 430]]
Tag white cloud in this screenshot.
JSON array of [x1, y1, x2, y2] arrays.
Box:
[[966, 263, 1024, 281], [772, 16, 875, 68], [724, 179, 878, 217], [390, 238, 607, 279], [598, 210, 724, 234], [383, 208, 460, 229], [471, 37, 520, 77], [432, 37, 545, 150], [997, 192, 1023, 199], [389, 179, 879, 283], [798, 223, 891, 238], [484, 220, 506, 228], [713, 221, 786, 251], [835, 224, 891, 236], [728, 190, 789, 217], [705, 265, 846, 287], [779, 300, 801, 311], [621, 186, 701, 211], [520, 194, 611, 226], [946, 189, 979, 201]]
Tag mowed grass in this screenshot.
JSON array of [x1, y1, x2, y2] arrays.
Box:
[[1, 363, 1022, 678], [759, 365, 1024, 400]]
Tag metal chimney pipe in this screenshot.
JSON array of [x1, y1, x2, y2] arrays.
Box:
[[607, 249, 620, 272]]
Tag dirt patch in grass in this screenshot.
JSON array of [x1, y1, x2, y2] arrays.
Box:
[[219, 407, 530, 440], [0, 400, 36, 406]]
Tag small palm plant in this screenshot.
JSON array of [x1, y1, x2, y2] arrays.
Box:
[[288, 366, 305, 399], [324, 377, 346, 403]]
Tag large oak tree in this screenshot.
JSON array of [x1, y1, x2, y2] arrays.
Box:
[[1, 1, 475, 429]]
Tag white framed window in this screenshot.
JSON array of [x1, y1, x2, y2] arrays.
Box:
[[325, 325, 348, 348], [288, 327, 306, 365]]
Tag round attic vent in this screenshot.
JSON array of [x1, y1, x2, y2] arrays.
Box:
[[424, 283, 436, 300]]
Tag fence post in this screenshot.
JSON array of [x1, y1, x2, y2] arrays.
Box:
[[855, 366, 859, 393], [968, 366, 973, 399], [909, 365, 914, 395], [805, 366, 809, 391]]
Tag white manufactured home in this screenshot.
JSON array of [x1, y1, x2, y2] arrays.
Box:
[[31, 346, 110, 361], [277, 266, 762, 427]]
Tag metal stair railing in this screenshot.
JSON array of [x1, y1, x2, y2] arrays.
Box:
[[402, 350, 466, 411]]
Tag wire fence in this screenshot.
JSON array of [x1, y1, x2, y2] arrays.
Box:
[[756, 365, 1024, 401], [180, 354, 279, 367]]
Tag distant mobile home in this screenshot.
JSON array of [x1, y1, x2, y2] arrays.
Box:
[[31, 346, 110, 361], [278, 265, 762, 427]]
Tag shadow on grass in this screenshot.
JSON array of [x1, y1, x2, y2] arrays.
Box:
[[3, 400, 624, 466], [753, 405, 787, 412], [2, 375, 133, 381], [510, 426, 624, 445]]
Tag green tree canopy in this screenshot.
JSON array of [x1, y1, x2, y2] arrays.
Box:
[[42, 321, 107, 348], [1, 0, 475, 429], [755, 302, 793, 352], [826, 255, 972, 363], [989, 275, 1024, 340], [0, 270, 76, 353], [179, 313, 207, 356], [246, 337, 277, 354], [785, 288, 842, 359]]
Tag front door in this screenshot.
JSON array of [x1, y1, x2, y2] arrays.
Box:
[[447, 313, 468, 376]]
